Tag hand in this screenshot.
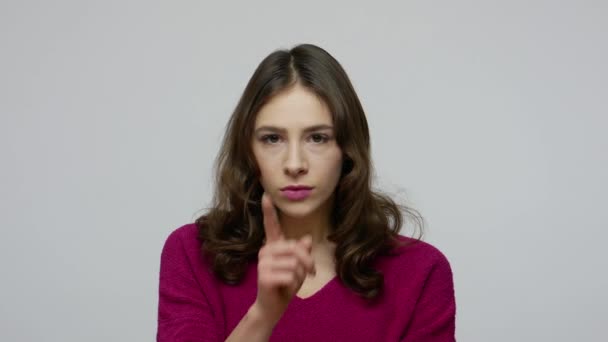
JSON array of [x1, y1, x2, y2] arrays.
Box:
[[252, 192, 316, 324]]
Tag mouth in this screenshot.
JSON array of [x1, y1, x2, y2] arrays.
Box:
[[280, 185, 313, 201], [281, 185, 313, 191]]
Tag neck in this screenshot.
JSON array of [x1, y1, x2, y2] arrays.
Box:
[[276, 197, 337, 271]]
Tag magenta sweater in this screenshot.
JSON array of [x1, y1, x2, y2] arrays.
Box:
[[157, 223, 456, 341]]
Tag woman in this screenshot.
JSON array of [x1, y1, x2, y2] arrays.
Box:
[[157, 44, 456, 341]]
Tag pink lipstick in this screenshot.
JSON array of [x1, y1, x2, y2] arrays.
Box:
[[280, 185, 313, 201]]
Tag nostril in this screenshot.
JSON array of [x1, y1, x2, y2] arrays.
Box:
[[284, 166, 307, 176]]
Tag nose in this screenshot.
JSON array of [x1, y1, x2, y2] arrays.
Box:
[[283, 142, 308, 177]]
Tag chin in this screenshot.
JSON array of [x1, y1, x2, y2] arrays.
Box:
[[275, 202, 318, 219]]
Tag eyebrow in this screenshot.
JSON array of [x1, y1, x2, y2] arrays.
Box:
[[254, 124, 334, 134]]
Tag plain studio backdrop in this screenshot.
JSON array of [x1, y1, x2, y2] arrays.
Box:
[[1, 1, 606, 341]]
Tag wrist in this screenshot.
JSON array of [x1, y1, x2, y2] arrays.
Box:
[[225, 302, 277, 342], [247, 302, 279, 332]]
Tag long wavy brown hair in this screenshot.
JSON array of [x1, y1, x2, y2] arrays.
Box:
[[195, 43, 424, 299]]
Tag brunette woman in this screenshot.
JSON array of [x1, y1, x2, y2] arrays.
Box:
[[157, 43, 456, 342]]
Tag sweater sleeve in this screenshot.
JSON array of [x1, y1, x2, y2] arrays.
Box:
[[157, 229, 222, 342], [401, 252, 456, 342]]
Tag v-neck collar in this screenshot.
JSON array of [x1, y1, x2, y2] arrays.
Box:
[[293, 275, 339, 302]]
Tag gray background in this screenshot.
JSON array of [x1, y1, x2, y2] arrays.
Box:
[[1, 0, 606, 341]]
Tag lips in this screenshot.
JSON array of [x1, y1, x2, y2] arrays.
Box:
[[280, 185, 313, 200], [281, 185, 313, 191]]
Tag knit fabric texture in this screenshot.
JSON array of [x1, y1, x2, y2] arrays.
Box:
[[157, 223, 456, 341]]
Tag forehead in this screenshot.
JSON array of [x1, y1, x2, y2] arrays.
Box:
[[254, 84, 332, 128]]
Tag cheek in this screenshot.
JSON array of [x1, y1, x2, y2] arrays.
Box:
[[317, 151, 343, 178], [254, 154, 279, 184]]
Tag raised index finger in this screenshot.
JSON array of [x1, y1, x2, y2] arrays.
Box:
[[262, 192, 283, 243]]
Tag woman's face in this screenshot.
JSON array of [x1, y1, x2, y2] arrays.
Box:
[[252, 84, 343, 219]]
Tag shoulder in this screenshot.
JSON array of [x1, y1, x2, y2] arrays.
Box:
[[393, 235, 451, 263], [163, 223, 201, 249], [160, 222, 208, 269], [166, 222, 199, 240], [377, 235, 453, 281], [381, 237, 456, 339]]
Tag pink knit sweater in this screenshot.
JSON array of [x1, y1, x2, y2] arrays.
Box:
[[157, 223, 456, 341]]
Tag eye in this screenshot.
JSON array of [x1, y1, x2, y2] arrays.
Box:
[[310, 133, 330, 143], [261, 134, 281, 144]]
